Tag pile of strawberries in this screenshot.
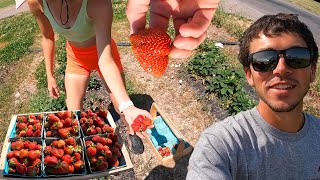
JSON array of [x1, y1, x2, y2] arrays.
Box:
[[158, 146, 171, 157], [131, 115, 153, 132], [44, 137, 85, 175], [44, 111, 80, 138], [79, 109, 114, 136], [6, 139, 42, 176], [85, 134, 122, 172], [15, 114, 43, 138]]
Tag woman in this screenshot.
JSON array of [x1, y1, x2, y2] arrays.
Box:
[[27, 0, 150, 154]]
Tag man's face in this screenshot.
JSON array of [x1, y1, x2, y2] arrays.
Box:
[[245, 33, 316, 112]]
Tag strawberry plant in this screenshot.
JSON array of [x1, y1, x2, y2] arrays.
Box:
[[187, 42, 255, 115]]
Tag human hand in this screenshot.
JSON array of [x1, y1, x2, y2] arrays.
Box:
[[47, 76, 60, 99], [126, 0, 220, 58], [122, 106, 153, 139]]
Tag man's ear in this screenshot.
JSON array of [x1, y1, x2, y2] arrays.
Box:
[[310, 64, 317, 83], [244, 67, 255, 87]]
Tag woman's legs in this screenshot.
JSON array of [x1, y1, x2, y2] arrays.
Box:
[[65, 73, 91, 110]]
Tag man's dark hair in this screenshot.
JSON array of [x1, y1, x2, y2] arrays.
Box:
[[238, 13, 318, 68]]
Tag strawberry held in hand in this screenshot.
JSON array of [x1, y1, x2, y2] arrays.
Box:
[[130, 27, 172, 78], [131, 115, 153, 132]]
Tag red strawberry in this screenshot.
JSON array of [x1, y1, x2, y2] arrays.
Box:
[[91, 135, 101, 143], [28, 141, 39, 150], [87, 146, 97, 157], [11, 140, 24, 150], [80, 111, 87, 118], [58, 128, 71, 138], [64, 118, 73, 127], [46, 130, 52, 137], [33, 129, 41, 137], [31, 158, 41, 167], [69, 164, 75, 174], [62, 154, 73, 164], [44, 146, 52, 156], [17, 122, 27, 131], [74, 160, 84, 171], [8, 157, 19, 167], [47, 114, 60, 123], [28, 150, 41, 160], [65, 137, 75, 145], [18, 130, 27, 137], [19, 149, 29, 159], [16, 163, 27, 175], [108, 155, 120, 167], [7, 151, 14, 159], [130, 27, 172, 77], [27, 166, 39, 176], [57, 139, 66, 148], [29, 114, 37, 120], [44, 155, 58, 166], [64, 145, 74, 155], [51, 148, 64, 159], [97, 109, 108, 119], [73, 152, 81, 161], [17, 116, 27, 123]]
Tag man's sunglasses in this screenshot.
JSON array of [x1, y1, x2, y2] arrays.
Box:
[[248, 47, 311, 72]]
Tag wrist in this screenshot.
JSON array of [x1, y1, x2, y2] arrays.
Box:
[[118, 101, 134, 113]]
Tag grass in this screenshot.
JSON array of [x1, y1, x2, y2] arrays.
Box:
[[0, 13, 38, 64], [288, 0, 320, 15], [0, 0, 14, 8]]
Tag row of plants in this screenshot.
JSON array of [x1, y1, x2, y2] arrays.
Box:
[[187, 41, 256, 115]]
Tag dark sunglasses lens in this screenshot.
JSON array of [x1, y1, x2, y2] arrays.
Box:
[[252, 51, 278, 72], [286, 48, 311, 69]]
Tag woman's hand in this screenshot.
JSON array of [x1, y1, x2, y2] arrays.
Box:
[[47, 76, 60, 99], [122, 106, 153, 139]]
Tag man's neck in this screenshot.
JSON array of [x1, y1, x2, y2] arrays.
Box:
[[257, 102, 305, 133]]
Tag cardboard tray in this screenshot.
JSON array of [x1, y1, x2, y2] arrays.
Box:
[[146, 103, 193, 165], [0, 111, 133, 179]]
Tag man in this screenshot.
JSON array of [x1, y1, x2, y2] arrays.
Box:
[[187, 13, 320, 179]]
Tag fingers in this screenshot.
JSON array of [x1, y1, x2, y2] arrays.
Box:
[[179, 9, 217, 38], [126, 0, 150, 34], [170, 32, 206, 58], [48, 87, 60, 99]]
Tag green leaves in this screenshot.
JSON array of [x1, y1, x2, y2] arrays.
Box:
[[187, 42, 256, 115]]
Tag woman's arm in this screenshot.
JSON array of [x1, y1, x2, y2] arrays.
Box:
[[88, 0, 152, 137], [27, 0, 59, 98]]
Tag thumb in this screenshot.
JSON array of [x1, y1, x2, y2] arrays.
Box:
[[126, 0, 150, 34]]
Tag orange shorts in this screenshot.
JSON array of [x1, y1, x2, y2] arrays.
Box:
[[65, 39, 124, 76]]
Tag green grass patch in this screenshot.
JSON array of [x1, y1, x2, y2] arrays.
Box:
[[212, 8, 252, 40], [288, 0, 320, 15], [0, 13, 38, 64], [0, 0, 14, 8], [188, 41, 256, 115]]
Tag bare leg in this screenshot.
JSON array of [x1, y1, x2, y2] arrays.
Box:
[[65, 73, 90, 110]]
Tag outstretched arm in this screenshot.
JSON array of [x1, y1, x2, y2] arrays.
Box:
[[89, 0, 152, 138]]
